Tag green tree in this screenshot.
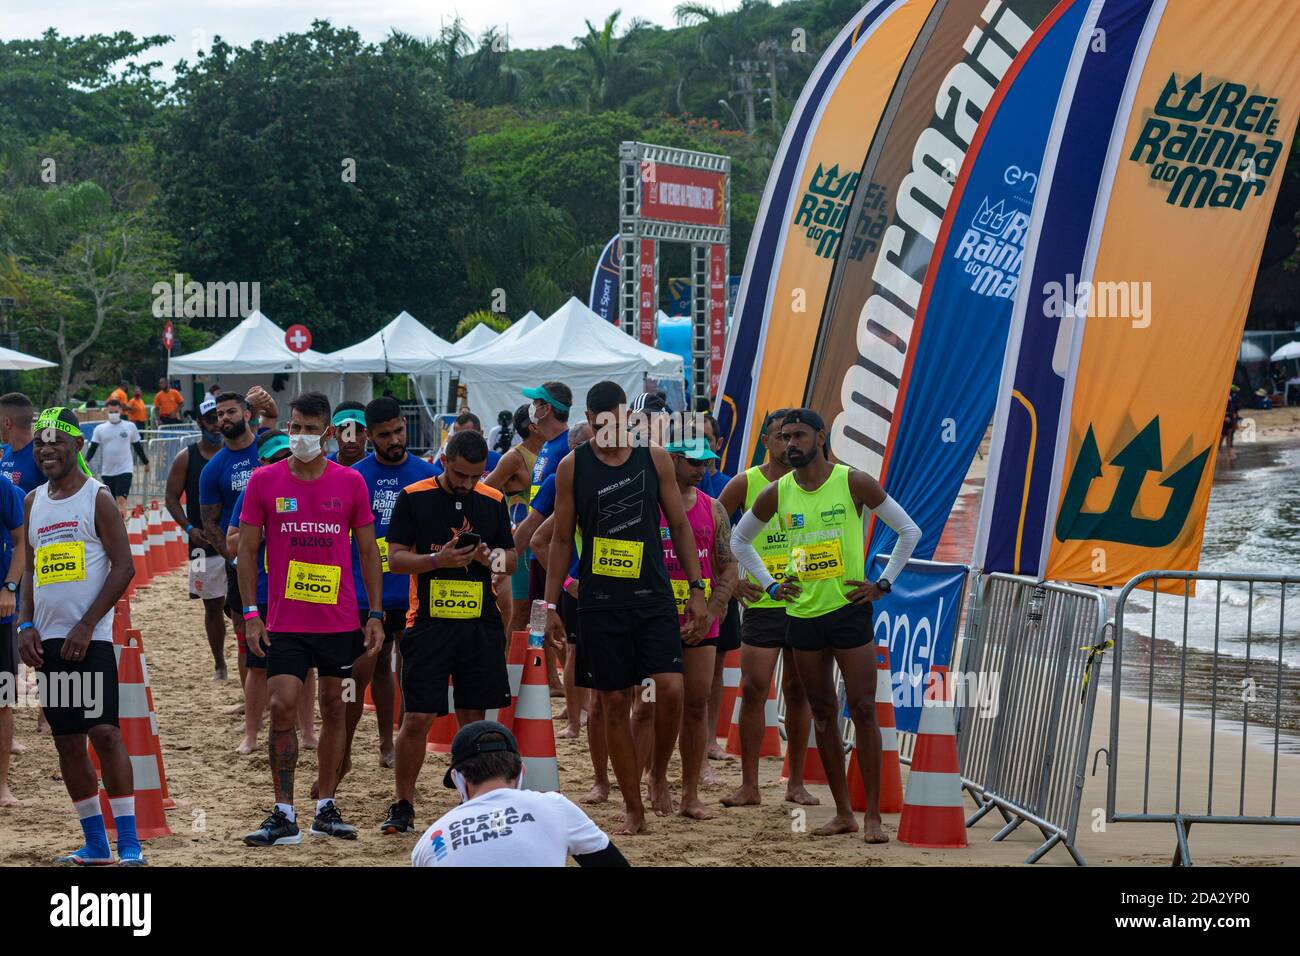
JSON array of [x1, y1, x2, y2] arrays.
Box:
[[454, 310, 511, 340]]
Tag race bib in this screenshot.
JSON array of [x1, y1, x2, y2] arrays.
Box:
[[671, 577, 711, 615], [376, 536, 390, 574], [790, 539, 844, 582], [429, 579, 483, 619], [760, 554, 788, 583], [592, 537, 643, 578], [36, 541, 86, 586], [285, 560, 341, 604]]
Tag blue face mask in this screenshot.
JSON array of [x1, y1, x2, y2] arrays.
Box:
[[201, 428, 222, 445]]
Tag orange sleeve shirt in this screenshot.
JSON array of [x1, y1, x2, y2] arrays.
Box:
[[154, 388, 183, 417], [126, 398, 148, 424]]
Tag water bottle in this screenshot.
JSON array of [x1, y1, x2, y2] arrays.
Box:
[[528, 599, 549, 648]]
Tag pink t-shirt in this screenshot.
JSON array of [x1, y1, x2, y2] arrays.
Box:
[[659, 489, 719, 639], [240, 459, 373, 633]]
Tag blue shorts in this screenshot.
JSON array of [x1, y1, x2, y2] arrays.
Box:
[[509, 548, 532, 600]]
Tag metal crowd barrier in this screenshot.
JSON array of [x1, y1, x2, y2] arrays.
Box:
[[86, 426, 199, 509], [954, 573, 1109, 865], [1105, 570, 1300, 866]]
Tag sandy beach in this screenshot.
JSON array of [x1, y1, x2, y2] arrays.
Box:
[[2, 560, 1295, 867]]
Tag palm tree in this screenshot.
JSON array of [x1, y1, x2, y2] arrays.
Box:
[[573, 10, 657, 110]]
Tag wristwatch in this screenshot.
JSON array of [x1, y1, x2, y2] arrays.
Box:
[[368, 610, 385, 622], [688, 579, 707, 592], [3, 581, 16, 593], [875, 577, 892, 594]]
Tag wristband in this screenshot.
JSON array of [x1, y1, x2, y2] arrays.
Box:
[[766, 581, 781, 598], [185, 523, 193, 534], [243, 611, 260, 621], [16, 621, 34, 633], [563, 576, 575, 590]]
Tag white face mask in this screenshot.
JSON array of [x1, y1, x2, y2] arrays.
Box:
[[107, 412, 121, 423], [289, 433, 323, 462], [527, 403, 541, 425]]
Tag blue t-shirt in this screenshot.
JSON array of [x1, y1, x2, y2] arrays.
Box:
[[699, 468, 733, 500], [0, 478, 26, 624], [230, 488, 268, 604], [0, 441, 44, 494], [526, 474, 579, 578], [430, 449, 501, 478], [350, 452, 439, 610], [530, 433, 570, 496], [199, 443, 260, 533]]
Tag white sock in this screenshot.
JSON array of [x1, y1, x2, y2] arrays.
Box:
[[73, 796, 102, 820], [109, 796, 136, 820], [316, 798, 334, 814], [275, 802, 295, 823]]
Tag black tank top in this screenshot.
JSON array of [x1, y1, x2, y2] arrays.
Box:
[[184, 441, 219, 556], [572, 442, 674, 613]]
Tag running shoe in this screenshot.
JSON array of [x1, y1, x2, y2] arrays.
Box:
[[118, 848, 148, 867], [54, 847, 114, 866], [243, 808, 302, 847], [379, 800, 415, 835], [311, 802, 358, 840]]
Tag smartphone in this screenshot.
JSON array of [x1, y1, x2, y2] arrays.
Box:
[[457, 532, 482, 550]]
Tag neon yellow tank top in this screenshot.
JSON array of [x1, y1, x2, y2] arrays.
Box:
[[743, 466, 789, 609], [777, 464, 863, 619]]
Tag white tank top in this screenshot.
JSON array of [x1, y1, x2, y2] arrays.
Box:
[[30, 477, 114, 643]]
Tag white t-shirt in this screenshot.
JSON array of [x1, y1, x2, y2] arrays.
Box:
[[411, 787, 609, 867], [94, 419, 141, 477]]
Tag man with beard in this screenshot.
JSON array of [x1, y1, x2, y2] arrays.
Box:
[[380, 429, 515, 836], [164, 396, 230, 681], [344, 397, 436, 773], [730, 409, 920, 842], [238, 392, 384, 846], [17, 407, 139, 864]]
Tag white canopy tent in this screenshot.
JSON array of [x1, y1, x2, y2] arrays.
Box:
[[168, 310, 371, 410], [325, 311, 454, 374], [448, 322, 499, 354], [0, 345, 56, 371], [450, 297, 684, 421], [449, 311, 543, 362]]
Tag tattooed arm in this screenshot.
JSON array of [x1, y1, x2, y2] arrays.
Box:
[[708, 498, 736, 618]]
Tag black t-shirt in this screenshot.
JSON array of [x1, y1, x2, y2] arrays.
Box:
[[386, 476, 513, 627]]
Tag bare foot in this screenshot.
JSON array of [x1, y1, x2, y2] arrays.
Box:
[[223, 702, 245, 717], [812, 813, 859, 837], [616, 805, 648, 836], [647, 776, 674, 816], [9, 739, 26, 755], [235, 737, 258, 755], [0, 790, 20, 807], [700, 765, 721, 787], [378, 744, 395, 769], [556, 723, 580, 740], [214, 664, 228, 682], [720, 784, 761, 807], [679, 797, 715, 821], [863, 817, 890, 844], [582, 783, 610, 805], [784, 785, 820, 806], [301, 735, 319, 751], [707, 744, 733, 761], [36, 717, 50, 734]]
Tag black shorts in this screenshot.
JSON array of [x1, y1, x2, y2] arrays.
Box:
[[358, 608, 407, 645], [741, 605, 789, 649], [0, 621, 13, 680], [238, 602, 270, 670], [224, 561, 243, 619], [266, 630, 364, 681], [103, 473, 132, 499], [786, 602, 873, 652], [559, 591, 580, 646], [576, 603, 682, 692], [38, 639, 119, 735], [400, 618, 511, 714], [717, 598, 741, 653]]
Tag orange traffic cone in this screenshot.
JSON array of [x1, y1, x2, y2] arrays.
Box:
[[716, 649, 740, 740], [515, 634, 559, 791], [898, 666, 966, 848], [850, 644, 904, 813], [111, 599, 129, 646], [145, 505, 167, 575], [726, 673, 781, 758], [134, 633, 173, 810], [162, 511, 184, 568], [425, 683, 458, 754], [94, 640, 172, 839], [128, 511, 150, 590], [782, 721, 829, 785], [495, 630, 529, 732]]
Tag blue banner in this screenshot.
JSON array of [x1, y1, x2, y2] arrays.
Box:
[[588, 235, 619, 323], [868, 558, 966, 734], [869, 0, 1093, 568]]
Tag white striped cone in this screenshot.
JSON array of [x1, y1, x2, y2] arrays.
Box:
[[128, 514, 150, 589], [136, 641, 174, 809], [514, 642, 559, 792], [94, 641, 172, 839], [145, 507, 166, 575], [897, 684, 965, 848], [715, 649, 741, 739]]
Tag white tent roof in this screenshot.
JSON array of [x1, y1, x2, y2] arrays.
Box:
[[448, 322, 499, 353], [452, 297, 684, 419], [450, 311, 544, 362], [325, 311, 455, 374], [0, 345, 56, 371], [169, 311, 340, 373]]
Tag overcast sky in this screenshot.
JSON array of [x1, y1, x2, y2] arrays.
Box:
[[4, 0, 745, 79]]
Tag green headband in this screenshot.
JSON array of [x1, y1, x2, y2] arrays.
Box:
[[258, 434, 290, 460], [332, 409, 367, 429], [35, 407, 91, 476]]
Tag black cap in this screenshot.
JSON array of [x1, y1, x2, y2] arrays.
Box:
[[442, 720, 519, 788], [630, 390, 669, 415], [782, 407, 826, 432]]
